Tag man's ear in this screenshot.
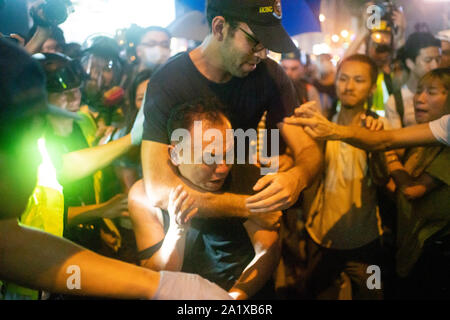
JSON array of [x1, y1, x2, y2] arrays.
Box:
[[405, 58, 415, 72], [168, 144, 180, 166], [211, 16, 226, 41]]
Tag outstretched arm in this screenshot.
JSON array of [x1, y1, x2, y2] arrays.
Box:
[[284, 102, 441, 151], [0, 218, 159, 299], [60, 134, 133, 184], [229, 218, 281, 300]]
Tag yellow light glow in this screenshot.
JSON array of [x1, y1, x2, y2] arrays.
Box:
[[331, 34, 340, 43], [341, 30, 349, 38], [319, 14, 326, 22]]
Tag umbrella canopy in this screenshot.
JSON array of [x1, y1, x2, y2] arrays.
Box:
[[174, 0, 321, 40]]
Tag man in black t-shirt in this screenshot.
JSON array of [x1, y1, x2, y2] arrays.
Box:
[[134, 0, 323, 227], [130, 98, 280, 299]]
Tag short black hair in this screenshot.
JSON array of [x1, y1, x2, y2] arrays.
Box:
[[337, 54, 379, 86], [403, 32, 441, 68], [124, 69, 152, 132], [418, 67, 450, 109], [167, 96, 230, 140], [206, 6, 239, 35], [138, 26, 171, 44]]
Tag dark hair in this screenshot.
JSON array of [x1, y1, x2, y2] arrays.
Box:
[[403, 32, 441, 69], [63, 42, 82, 60], [138, 26, 171, 44], [206, 8, 239, 36], [124, 69, 152, 132], [337, 54, 379, 86], [417, 67, 450, 109], [167, 96, 230, 140], [49, 26, 66, 47]]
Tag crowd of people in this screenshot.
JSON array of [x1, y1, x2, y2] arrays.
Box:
[[0, 0, 449, 301]]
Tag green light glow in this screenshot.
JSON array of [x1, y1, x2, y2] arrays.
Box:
[[36, 138, 63, 193]]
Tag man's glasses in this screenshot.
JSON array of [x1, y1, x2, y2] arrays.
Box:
[[239, 27, 266, 53]]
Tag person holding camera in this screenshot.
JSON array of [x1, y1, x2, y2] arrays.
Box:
[[345, 1, 407, 113]]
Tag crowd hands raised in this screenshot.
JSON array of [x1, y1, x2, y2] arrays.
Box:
[[0, 0, 449, 301]]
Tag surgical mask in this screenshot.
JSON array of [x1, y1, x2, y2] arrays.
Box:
[[142, 46, 170, 68]]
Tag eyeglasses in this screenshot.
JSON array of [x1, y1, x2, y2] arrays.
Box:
[[239, 27, 266, 53]]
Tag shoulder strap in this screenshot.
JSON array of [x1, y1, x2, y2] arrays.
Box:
[[393, 90, 404, 127]]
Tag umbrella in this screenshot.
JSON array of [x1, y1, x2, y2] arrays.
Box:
[[174, 0, 321, 40]]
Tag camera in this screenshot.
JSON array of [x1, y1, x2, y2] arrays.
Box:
[[375, 0, 403, 33], [30, 0, 73, 27]]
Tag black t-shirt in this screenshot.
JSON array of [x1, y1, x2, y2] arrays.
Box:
[[142, 52, 297, 144]]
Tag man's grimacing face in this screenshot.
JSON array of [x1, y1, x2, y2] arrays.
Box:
[[170, 116, 233, 192]]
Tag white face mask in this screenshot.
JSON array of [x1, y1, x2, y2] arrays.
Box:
[[142, 46, 170, 68]]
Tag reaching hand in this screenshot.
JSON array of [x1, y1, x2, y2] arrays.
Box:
[[245, 170, 303, 213], [360, 114, 384, 131], [168, 185, 198, 232], [101, 194, 129, 219], [284, 102, 339, 140], [392, 9, 406, 37]]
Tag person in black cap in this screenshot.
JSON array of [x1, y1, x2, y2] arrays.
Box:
[[280, 48, 323, 114], [132, 0, 322, 267], [0, 38, 232, 301]]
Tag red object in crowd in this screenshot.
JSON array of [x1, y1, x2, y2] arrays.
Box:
[[103, 86, 124, 107]]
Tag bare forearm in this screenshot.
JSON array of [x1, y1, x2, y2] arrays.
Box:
[[0, 219, 159, 299], [336, 124, 438, 151], [67, 204, 105, 226], [61, 134, 132, 183], [229, 240, 280, 299], [291, 145, 322, 191], [143, 229, 187, 271], [142, 141, 249, 218], [24, 26, 50, 54]]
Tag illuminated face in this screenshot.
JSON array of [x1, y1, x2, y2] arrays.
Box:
[[41, 38, 61, 54], [336, 61, 375, 109], [171, 117, 233, 192], [441, 40, 450, 68], [137, 30, 171, 67], [317, 55, 335, 76], [82, 55, 116, 93], [48, 88, 82, 113], [220, 22, 267, 78], [407, 47, 442, 79], [281, 59, 304, 82], [414, 79, 448, 124], [368, 32, 392, 67], [135, 79, 149, 109]]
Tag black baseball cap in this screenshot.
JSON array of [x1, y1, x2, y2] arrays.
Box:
[[32, 52, 85, 93], [207, 0, 296, 53], [281, 48, 301, 61]]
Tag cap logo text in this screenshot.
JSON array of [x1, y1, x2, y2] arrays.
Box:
[[259, 6, 273, 13]]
